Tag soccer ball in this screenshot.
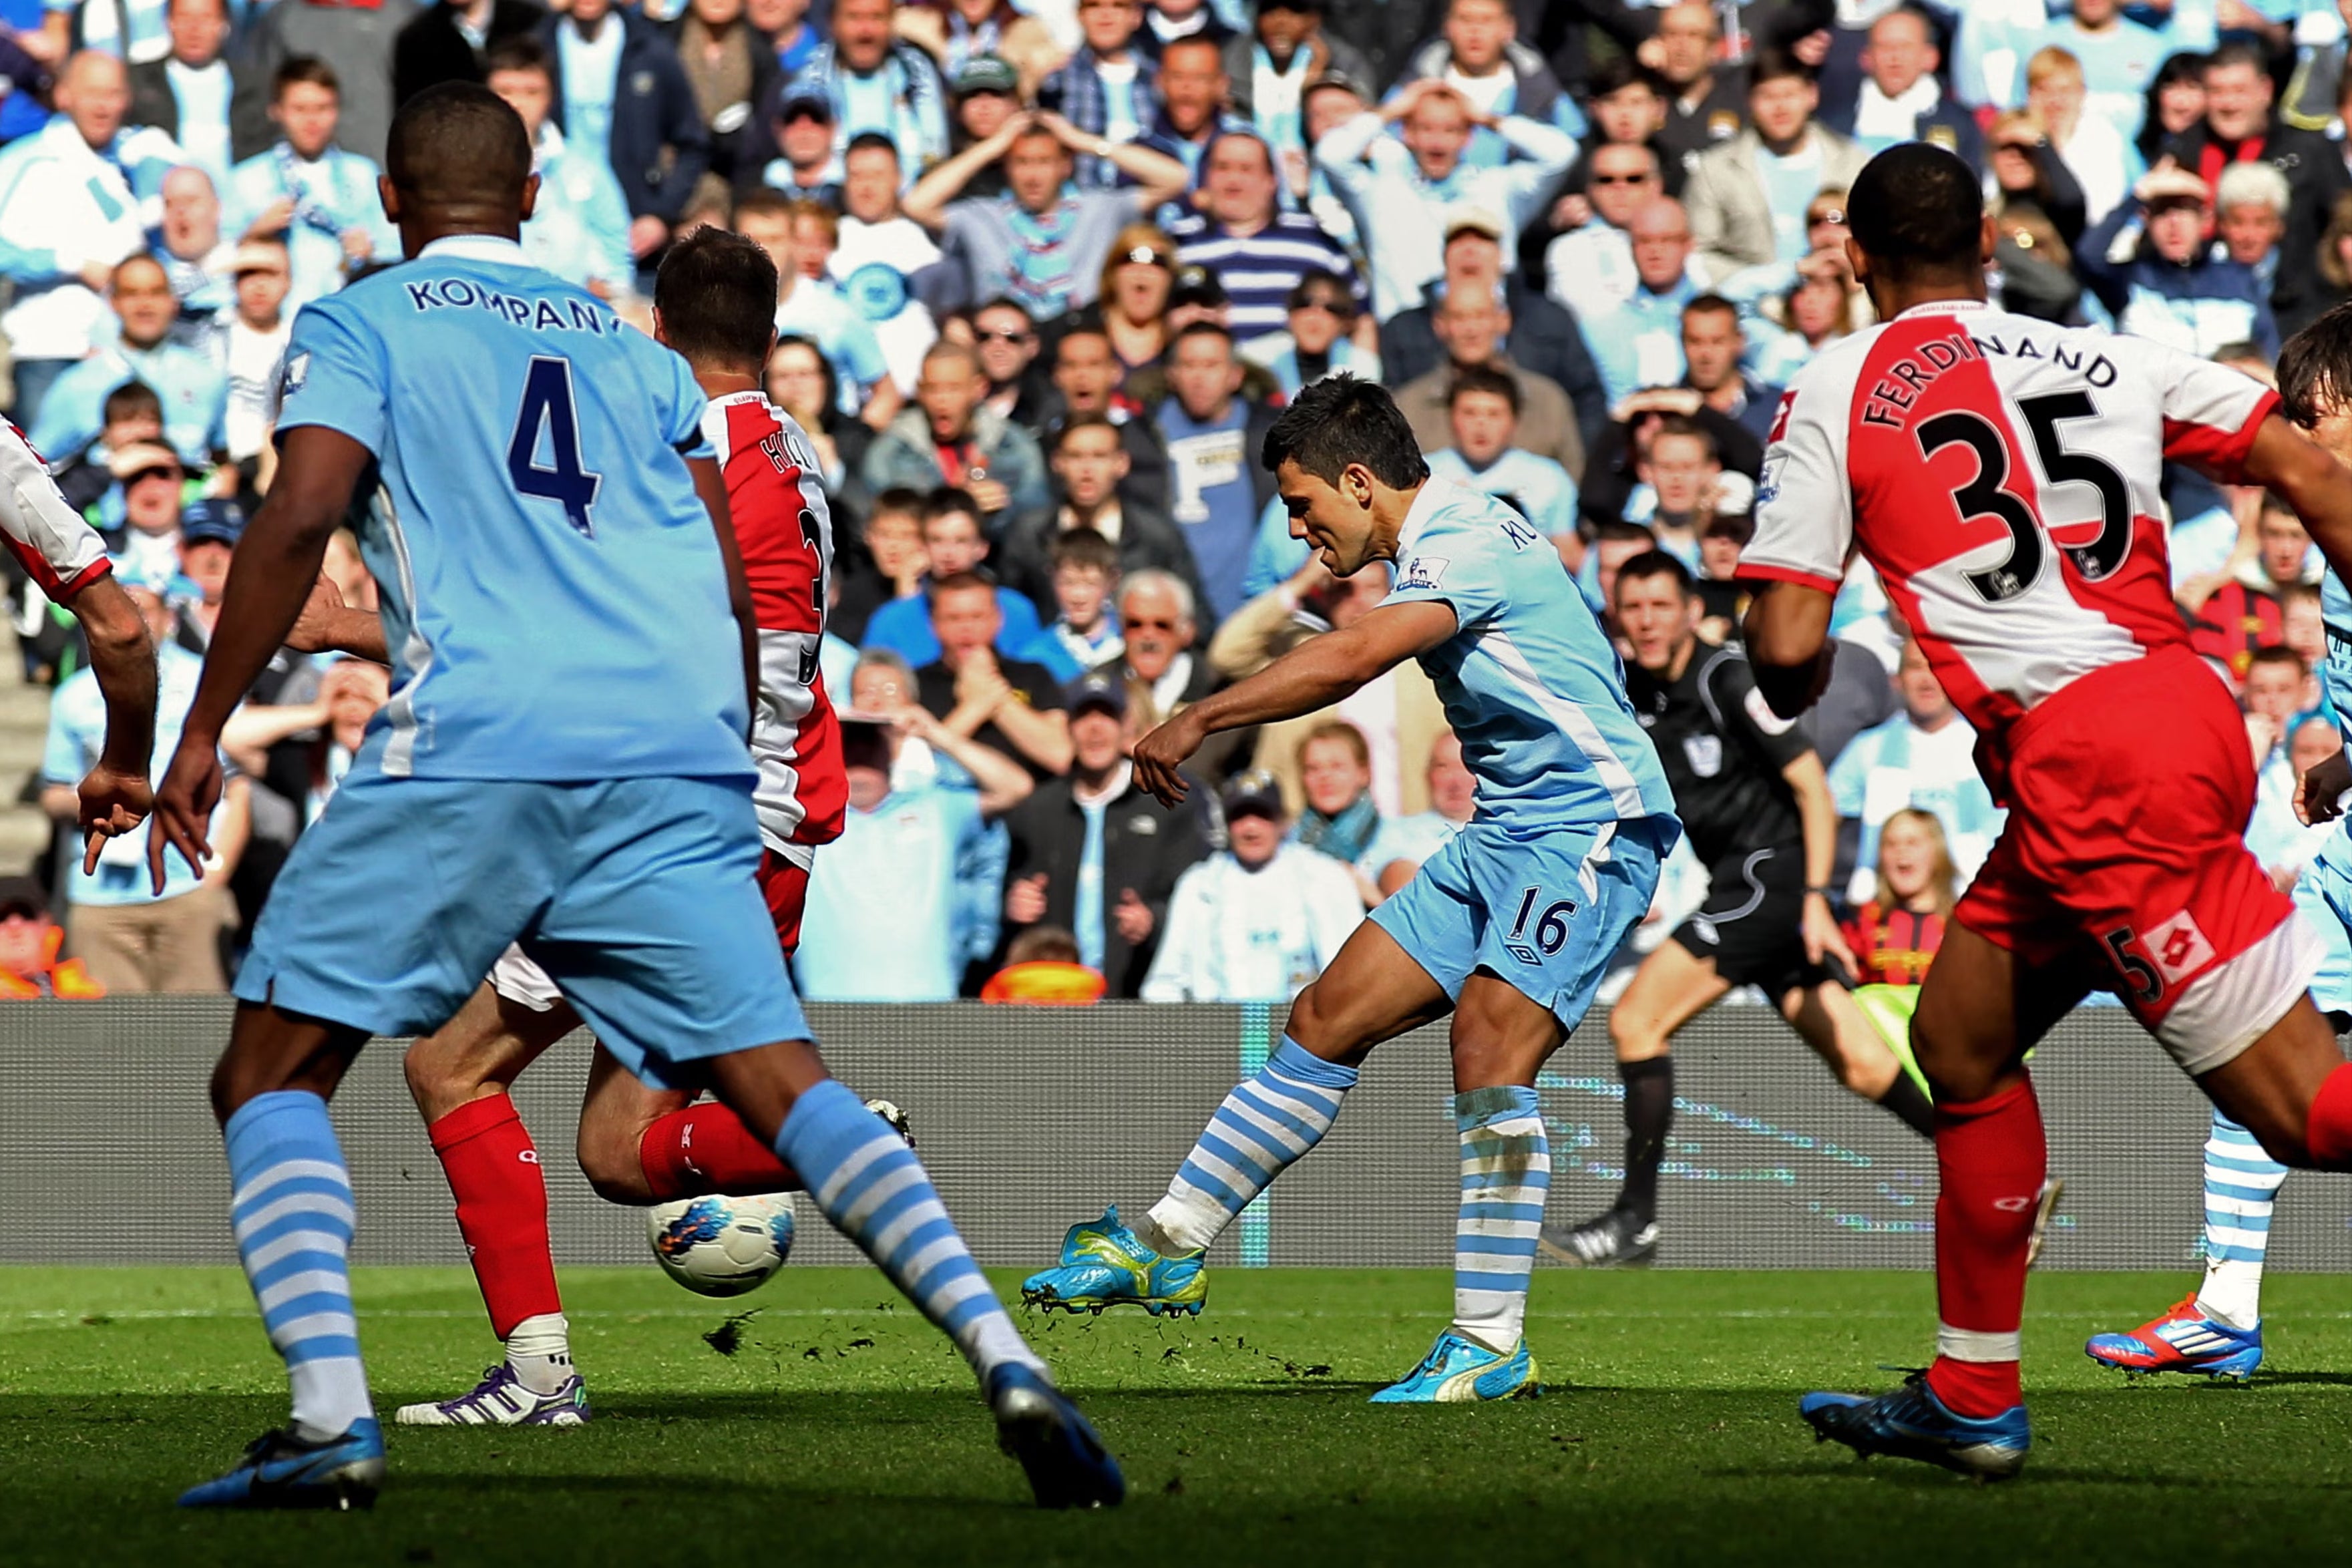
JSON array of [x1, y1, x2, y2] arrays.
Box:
[[646, 1193, 796, 1297]]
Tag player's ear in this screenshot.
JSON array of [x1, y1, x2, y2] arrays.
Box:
[[650, 306, 670, 348], [376, 174, 399, 226], [519, 172, 542, 224], [1978, 212, 1997, 266]]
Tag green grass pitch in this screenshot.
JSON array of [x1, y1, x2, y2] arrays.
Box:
[[6, 1265, 2352, 1565]]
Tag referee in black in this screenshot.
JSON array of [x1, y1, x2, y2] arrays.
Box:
[[1542, 552, 1935, 1266]]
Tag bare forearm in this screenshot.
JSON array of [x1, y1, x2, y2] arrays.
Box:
[[1789, 763, 1838, 890], [71, 578, 158, 775], [988, 700, 1072, 773], [189, 515, 340, 741], [1186, 629, 1382, 735], [1742, 582, 1835, 720], [905, 144, 994, 227], [926, 719, 1032, 807], [321, 608, 389, 662]]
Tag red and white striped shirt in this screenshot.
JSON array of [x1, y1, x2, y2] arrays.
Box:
[[705, 390, 845, 851], [0, 420, 110, 598], [1741, 301, 2273, 746]]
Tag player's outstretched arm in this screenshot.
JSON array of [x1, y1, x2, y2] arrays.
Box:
[[286, 573, 389, 663], [148, 425, 375, 893], [1130, 600, 1456, 806], [64, 573, 158, 874], [1742, 580, 1838, 721], [2242, 414, 2352, 587]]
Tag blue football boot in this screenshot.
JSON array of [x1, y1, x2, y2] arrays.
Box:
[[1800, 1372, 2029, 1481], [2085, 1295, 2264, 1380], [986, 1362, 1125, 1509], [1019, 1206, 1207, 1317], [1368, 1329, 1542, 1404], [178, 1418, 387, 1510]]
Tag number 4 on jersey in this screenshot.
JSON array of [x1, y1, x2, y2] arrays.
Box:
[[508, 356, 602, 537]]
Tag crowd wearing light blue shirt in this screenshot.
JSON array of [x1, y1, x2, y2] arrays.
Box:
[[795, 784, 985, 1001], [1580, 275, 1701, 407], [521, 124, 634, 295], [43, 640, 219, 908], [29, 336, 228, 466], [1424, 446, 1578, 541], [225, 143, 400, 307]]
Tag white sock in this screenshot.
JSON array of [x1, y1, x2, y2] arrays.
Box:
[[1450, 1087, 1549, 1355], [505, 1312, 573, 1394], [2191, 1113, 2285, 1332]]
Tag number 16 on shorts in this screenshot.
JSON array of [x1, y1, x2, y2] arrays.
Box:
[[1505, 886, 1578, 968]]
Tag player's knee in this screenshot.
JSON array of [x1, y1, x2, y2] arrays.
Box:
[[576, 1119, 654, 1204], [1284, 981, 1334, 1053], [401, 1038, 467, 1116], [1608, 1011, 1664, 1062]]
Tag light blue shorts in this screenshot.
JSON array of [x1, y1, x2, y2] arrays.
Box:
[[2295, 831, 2352, 1016], [235, 769, 809, 1087], [1370, 814, 1677, 1031]]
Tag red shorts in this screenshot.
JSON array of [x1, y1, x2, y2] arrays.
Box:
[[1956, 646, 2318, 1073], [758, 847, 812, 959]]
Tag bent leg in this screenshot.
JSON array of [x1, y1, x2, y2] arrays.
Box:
[[1142, 920, 1452, 1257], [2196, 996, 2350, 1166], [575, 1042, 779, 1205], [1599, 940, 1728, 1225], [399, 977, 581, 1400], [1781, 982, 1934, 1135]]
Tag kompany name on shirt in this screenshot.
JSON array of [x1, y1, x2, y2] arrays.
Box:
[[399, 275, 617, 336]]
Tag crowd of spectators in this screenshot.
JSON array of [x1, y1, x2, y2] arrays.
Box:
[[3, 0, 2350, 1006]]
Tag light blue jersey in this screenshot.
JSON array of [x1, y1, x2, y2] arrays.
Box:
[[1382, 477, 1676, 833], [1424, 447, 1579, 540], [274, 233, 749, 784]]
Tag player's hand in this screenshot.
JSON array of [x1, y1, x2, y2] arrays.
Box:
[[74, 763, 152, 877], [286, 573, 351, 653], [2297, 743, 2352, 825], [1792, 27, 1830, 66], [1801, 890, 1852, 971], [1006, 872, 1048, 925], [1113, 888, 1155, 944], [1131, 709, 1205, 807], [147, 735, 222, 895]]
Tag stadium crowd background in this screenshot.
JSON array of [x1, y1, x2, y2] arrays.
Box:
[[0, 0, 2339, 1007]]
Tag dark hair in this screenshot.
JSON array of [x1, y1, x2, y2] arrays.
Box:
[[926, 568, 997, 604], [1682, 292, 1740, 326], [483, 35, 550, 79], [845, 131, 901, 163], [1262, 373, 1430, 489], [2138, 51, 2208, 162], [975, 295, 1034, 326], [1704, 509, 1756, 545], [1613, 547, 1696, 599], [1054, 413, 1124, 451], [1171, 319, 1234, 354], [871, 485, 928, 522], [1650, 413, 1718, 461], [1205, 128, 1275, 176], [1586, 55, 1667, 103], [767, 332, 840, 427], [1447, 363, 1519, 414], [1594, 518, 1658, 544], [2248, 642, 2307, 676], [655, 226, 779, 373], [2277, 302, 2352, 427], [273, 54, 339, 98], [1048, 526, 1120, 576], [103, 380, 162, 423], [1846, 142, 1984, 284], [1748, 45, 1814, 89], [2205, 40, 2268, 79], [387, 82, 532, 207], [923, 487, 985, 530]]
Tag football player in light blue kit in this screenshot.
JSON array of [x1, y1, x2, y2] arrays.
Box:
[[1020, 375, 1682, 1402], [2086, 313, 2352, 1382], [149, 83, 1120, 1513]]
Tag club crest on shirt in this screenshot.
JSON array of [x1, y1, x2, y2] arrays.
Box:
[[1744, 684, 1798, 736], [1398, 556, 1448, 591], [279, 351, 311, 398], [1682, 734, 1722, 777]]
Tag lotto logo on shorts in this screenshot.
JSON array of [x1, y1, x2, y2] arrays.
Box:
[[2144, 911, 2216, 988]]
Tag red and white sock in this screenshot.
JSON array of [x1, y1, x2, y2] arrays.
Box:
[[429, 1094, 569, 1391], [638, 1102, 801, 1199], [1924, 1075, 2045, 1418]]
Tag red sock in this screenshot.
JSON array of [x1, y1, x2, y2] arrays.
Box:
[[638, 1103, 800, 1199], [429, 1094, 562, 1341], [2307, 1062, 2352, 1167], [1923, 1074, 2045, 1419]]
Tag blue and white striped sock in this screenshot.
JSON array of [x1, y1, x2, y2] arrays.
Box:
[[2194, 1110, 2287, 1331], [775, 1079, 1044, 1382], [224, 1090, 373, 1441], [1451, 1086, 1550, 1354], [1145, 1036, 1358, 1255]]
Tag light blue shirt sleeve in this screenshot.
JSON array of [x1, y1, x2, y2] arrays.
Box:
[[1826, 729, 1873, 817], [1382, 512, 1513, 628], [274, 301, 389, 455]]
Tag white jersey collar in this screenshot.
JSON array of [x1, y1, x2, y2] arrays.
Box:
[[418, 234, 532, 266]]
